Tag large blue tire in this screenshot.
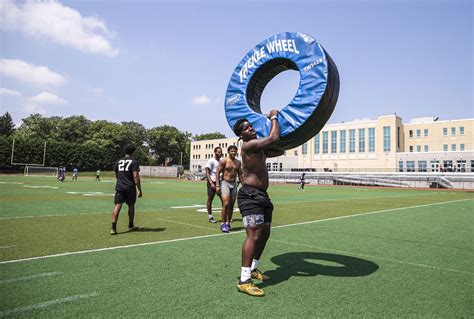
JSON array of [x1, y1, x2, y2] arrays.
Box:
[[225, 32, 339, 151]]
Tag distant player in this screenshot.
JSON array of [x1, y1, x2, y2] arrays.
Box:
[[72, 167, 78, 181], [233, 110, 280, 297], [216, 145, 243, 233], [58, 167, 65, 182], [299, 172, 306, 191], [205, 147, 223, 223], [111, 145, 142, 235], [95, 169, 101, 182]]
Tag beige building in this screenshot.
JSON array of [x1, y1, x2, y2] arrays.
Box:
[[190, 115, 474, 173]]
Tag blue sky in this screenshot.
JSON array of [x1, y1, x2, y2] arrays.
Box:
[[1, 0, 472, 137]]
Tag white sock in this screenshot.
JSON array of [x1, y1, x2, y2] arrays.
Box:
[[251, 259, 259, 271], [240, 267, 251, 282], [208, 214, 213, 219]]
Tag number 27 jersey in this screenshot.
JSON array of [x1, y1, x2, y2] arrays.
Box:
[[114, 157, 140, 191]]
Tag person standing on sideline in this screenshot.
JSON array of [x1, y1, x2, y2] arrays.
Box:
[[111, 144, 142, 235], [205, 147, 223, 223], [299, 172, 306, 191], [72, 167, 78, 181], [95, 169, 101, 181], [233, 110, 280, 297], [216, 145, 243, 233]]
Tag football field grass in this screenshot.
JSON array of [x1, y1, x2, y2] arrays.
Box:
[[0, 174, 473, 317]]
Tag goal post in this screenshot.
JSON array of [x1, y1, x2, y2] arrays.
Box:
[[24, 165, 58, 177], [11, 138, 48, 166]]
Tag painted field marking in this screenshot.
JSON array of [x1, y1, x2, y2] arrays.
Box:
[[0, 245, 15, 249], [270, 239, 474, 276], [0, 293, 98, 317], [0, 271, 63, 284], [23, 185, 58, 189], [0, 191, 456, 220], [0, 198, 471, 265], [195, 208, 239, 213], [171, 204, 205, 209], [155, 218, 216, 230], [66, 191, 114, 196], [0, 182, 23, 185]]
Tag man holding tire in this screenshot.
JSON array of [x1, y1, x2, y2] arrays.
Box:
[[233, 110, 280, 297]]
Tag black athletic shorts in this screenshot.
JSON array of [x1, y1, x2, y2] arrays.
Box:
[[237, 185, 273, 224], [114, 188, 137, 205], [207, 180, 221, 197]]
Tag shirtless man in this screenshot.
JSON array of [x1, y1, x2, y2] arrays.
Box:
[[233, 110, 280, 297], [216, 145, 243, 233]]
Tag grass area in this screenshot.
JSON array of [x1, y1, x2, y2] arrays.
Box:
[[0, 174, 473, 317]]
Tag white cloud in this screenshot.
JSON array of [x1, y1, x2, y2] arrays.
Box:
[[28, 92, 68, 105], [23, 102, 47, 115], [0, 59, 65, 86], [192, 95, 212, 105], [0, 0, 119, 57], [0, 88, 21, 97]]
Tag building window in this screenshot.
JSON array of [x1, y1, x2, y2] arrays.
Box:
[[418, 160, 427, 172], [272, 163, 278, 171], [451, 127, 456, 136], [340, 130, 346, 153], [302, 142, 307, 155], [409, 146, 413, 152], [331, 131, 337, 153], [460, 144, 465, 151], [431, 160, 440, 172], [416, 145, 421, 152], [398, 161, 404, 172], [349, 129, 355, 153], [409, 130, 413, 138], [368, 128, 375, 152], [416, 129, 421, 137], [460, 126, 465, 135], [358, 129, 365, 152], [424, 129, 428, 137], [322, 131, 328, 154], [314, 133, 320, 154], [451, 144, 456, 151], [443, 160, 453, 172], [383, 126, 391, 152], [279, 163, 283, 171], [424, 145, 429, 152], [266, 163, 271, 171], [443, 128, 447, 136], [397, 127, 401, 148], [443, 144, 448, 151], [294, 150, 298, 156], [407, 161, 415, 172]]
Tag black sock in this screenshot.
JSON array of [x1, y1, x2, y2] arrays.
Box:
[[112, 222, 117, 230], [128, 222, 134, 227]]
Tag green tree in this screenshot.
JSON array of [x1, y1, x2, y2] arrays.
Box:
[[15, 114, 61, 140], [193, 132, 226, 141], [0, 112, 15, 136], [148, 125, 192, 166]]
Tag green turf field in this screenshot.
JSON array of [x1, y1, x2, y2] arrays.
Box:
[[0, 175, 473, 317]]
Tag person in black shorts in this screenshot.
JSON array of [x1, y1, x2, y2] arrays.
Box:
[[233, 109, 281, 297], [111, 144, 143, 235], [299, 172, 306, 191]]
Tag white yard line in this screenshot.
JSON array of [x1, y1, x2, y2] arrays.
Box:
[[155, 217, 216, 230], [270, 239, 474, 276], [0, 271, 63, 284], [0, 198, 471, 265], [171, 204, 205, 209], [0, 245, 15, 249], [0, 293, 98, 317]]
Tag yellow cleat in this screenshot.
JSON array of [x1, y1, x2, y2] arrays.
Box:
[[251, 269, 270, 281], [237, 280, 265, 297]]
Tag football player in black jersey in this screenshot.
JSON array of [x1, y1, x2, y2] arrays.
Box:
[[111, 144, 143, 235]]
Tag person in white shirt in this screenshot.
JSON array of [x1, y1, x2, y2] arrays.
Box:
[[205, 147, 223, 223]]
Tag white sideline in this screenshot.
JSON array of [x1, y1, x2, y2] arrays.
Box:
[[0, 293, 98, 317], [0, 271, 63, 284], [0, 198, 471, 265]]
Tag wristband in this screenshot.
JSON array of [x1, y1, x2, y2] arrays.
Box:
[[270, 115, 278, 121]]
